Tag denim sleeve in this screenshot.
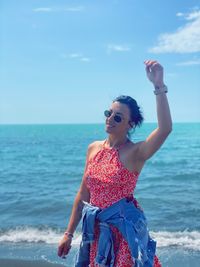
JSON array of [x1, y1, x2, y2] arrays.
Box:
[[74, 241, 90, 267], [75, 203, 100, 267], [82, 202, 100, 242], [95, 222, 115, 267]]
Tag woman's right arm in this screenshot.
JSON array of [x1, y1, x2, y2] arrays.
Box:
[[57, 143, 93, 258]]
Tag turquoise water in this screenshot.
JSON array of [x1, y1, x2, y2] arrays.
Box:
[[0, 123, 200, 266]]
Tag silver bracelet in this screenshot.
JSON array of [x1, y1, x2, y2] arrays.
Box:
[[64, 231, 74, 238], [154, 85, 168, 95]]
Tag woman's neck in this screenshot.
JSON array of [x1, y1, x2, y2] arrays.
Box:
[[106, 135, 129, 148]]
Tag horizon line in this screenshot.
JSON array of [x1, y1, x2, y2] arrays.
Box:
[[0, 121, 200, 125]]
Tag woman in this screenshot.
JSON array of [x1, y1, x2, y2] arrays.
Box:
[[58, 60, 172, 267]]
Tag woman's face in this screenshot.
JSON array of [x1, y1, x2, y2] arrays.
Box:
[[105, 101, 132, 135]]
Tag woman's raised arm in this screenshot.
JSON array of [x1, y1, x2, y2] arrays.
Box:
[[138, 60, 172, 161]]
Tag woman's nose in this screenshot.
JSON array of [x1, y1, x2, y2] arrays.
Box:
[[107, 114, 115, 124]]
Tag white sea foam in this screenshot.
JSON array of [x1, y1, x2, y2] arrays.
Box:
[[0, 226, 81, 246], [0, 227, 61, 244], [0, 227, 200, 251], [151, 230, 200, 251]]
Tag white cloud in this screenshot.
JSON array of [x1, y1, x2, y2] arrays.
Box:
[[61, 53, 91, 63], [149, 8, 200, 53], [176, 12, 184, 17], [186, 9, 200, 20], [33, 6, 84, 13], [107, 44, 131, 54], [68, 53, 82, 58], [64, 6, 84, 12], [33, 8, 53, 12], [80, 57, 91, 62], [176, 59, 200, 66]]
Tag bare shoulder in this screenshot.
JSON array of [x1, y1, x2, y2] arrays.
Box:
[[88, 140, 103, 150], [87, 140, 104, 161]]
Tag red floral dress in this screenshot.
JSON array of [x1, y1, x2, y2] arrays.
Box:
[[85, 140, 161, 267]]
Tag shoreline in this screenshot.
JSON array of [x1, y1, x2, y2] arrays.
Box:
[[1, 246, 200, 267]]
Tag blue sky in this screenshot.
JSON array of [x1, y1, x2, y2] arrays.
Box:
[[0, 0, 200, 124]]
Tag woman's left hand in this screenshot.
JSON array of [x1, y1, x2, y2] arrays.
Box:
[[144, 60, 165, 88]]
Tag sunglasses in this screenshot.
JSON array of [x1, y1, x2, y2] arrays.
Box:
[[104, 110, 123, 123]]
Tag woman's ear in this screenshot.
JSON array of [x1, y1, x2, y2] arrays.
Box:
[[128, 121, 135, 129]]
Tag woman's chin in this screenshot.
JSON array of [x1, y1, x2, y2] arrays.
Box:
[[105, 125, 115, 133]]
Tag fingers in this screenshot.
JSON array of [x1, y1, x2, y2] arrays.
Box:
[[57, 243, 71, 258], [144, 60, 162, 69], [144, 60, 156, 74], [144, 60, 159, 66], [144, 60, 163, 75], [58, 245, 64, 257], [63, 244, 71, 256]]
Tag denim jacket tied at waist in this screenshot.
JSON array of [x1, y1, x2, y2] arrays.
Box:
[[75, 196, 156, 267]]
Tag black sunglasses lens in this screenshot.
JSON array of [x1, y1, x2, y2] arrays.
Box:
[[104, 110, 111, 117], [104, 110, 122, 123], [114, 115, 122, 123]]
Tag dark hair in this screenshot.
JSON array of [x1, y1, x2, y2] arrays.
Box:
[[113, 95, 144, 136]]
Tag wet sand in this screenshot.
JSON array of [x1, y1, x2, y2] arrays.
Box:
[[1, 247, 200, 267]]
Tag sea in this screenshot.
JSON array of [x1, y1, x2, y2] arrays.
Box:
[[0, 123, 200, 267]]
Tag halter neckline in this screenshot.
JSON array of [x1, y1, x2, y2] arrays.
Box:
[[103, 138, 129, 151]]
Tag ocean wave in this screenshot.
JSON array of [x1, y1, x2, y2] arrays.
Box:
[[151, 230, 200, 251], [0, 226, 61, 244], [0, 226, 200, 251]]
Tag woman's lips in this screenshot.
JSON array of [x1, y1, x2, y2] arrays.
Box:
[[106, 124, 115, 128]]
